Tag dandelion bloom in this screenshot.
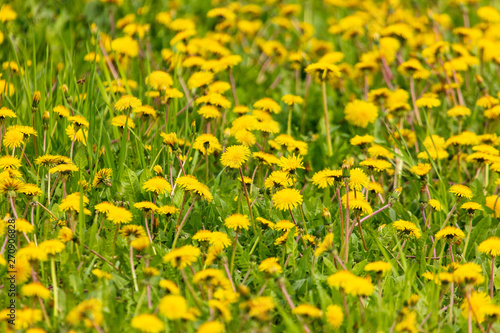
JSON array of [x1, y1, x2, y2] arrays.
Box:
[[131, 314, 165, 333], [209, 231, 232, 249], [343, 276, 374, 297], [106, 206, 133, 225], [220, 145, 250, 169], [253, 97, 282, 114], [130, 237, 150, 251], [193, 134, 222, 155], [272, 188, 303, 211], [349, 198, 373, 215], [114, 95, 142, 111], [224, 213, 250, 231], [364, 261, 391, 275], [435, 226, 465, 243], [392, 220, 421, 239], [120, 225, 147, 240], [259, 257, 282, 275], [3, 129, 24, 148], [428, 199, 443, 211], [449, 184, 473, 199], [411, 163, 432, 177], [311, 169, 342, 188], [0, 155, 22, 169], [282, 94, 303, 106], [246, 297, 275, 320], [163, 245, 201, 269], [146, 71, 173, 90], [348, 168, 369, 191], [328, 270, 356, 289], [22, 282, 51, 300], [485, 195, 500, 216], [143, 176, 172, 195], [111, 115, 135, 129], [326, 305, 343, 328], [159, 280, 180, 294], [39, 239, 65, 255], [278, 154, 304, 172], [197, 321, 224, 333], [460, 291, 490, 324], [292, 304, 322, 318], [453, 262, 484, 285], [305, 62, 341, 81], [350, 134, 374, 146], [478, 237, 500, 257], [58, 227, 73, 243], [92, 269, 112, 280], [344, 100, 378, 128], [66, 299, 103, 328]]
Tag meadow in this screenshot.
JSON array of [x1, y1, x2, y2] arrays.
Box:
[[1, 0, 500, 332]]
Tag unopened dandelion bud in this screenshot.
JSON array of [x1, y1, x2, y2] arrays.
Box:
[[475, 74, 487, 91], [32, 91, 41, 109], [322, 207, 331, 219]]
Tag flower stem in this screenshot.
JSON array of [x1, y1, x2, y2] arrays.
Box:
[[239, 167, 256, 233], [130, 245, 139, 292], [491, 256, 496, 298], [287, 106, 293, 135], [172, 198, 197, 249], [51, 258, 58, 318], [344, 182, 350, 263], [230, 233, 238, 275], [321, 81, 332, 156]]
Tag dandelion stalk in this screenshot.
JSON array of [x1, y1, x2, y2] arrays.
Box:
[[356, 214, 368, 251], [172, 197, 197, 249], [467, 288, 472, 333], [112, 225, 119, 257], [287, 105, 293, 135], [321, 81, 333, 156], [181, 268, 202, 309], [51, 258, 58, 318], [230, 232, 239, 275], [69, 130, 77, 160], [490, 256, 496, 298], [344, 181, 350, 263], [130, 245, 139, 292], [222, 257, 237, 292], [336, 187, 345, 250], [462, 216, 474, 260], [239, 167, 256, 233]]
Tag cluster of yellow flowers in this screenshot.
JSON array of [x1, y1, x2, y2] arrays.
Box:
[[2, 0, 500, 332]]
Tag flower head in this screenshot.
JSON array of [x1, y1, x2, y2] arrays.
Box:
[[224, 213, 250, 231], [344, 100, 378, 128], [449, 184, 473, 199], [393, 220, 421, 239], [272, 188, 303, 211], [220, 145, 250, 169], [478, 237, 500, 257], [163, 245, 201, 269]]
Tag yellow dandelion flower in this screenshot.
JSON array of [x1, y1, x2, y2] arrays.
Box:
[[114, 95, 142, 111], [163, 245, 201, 269], [259, 257, 282, 275], [272, 188, 303, 211], [449, 184, 473, 199], [224, 213, 250, 231], [393, 220, 421, 239], [326, 305, 343, 328], [478, 237, 500, 257], [292, 304, 322, 318], [143, 176, 172, 195], [22, 282, 51, 300], [344, 100, 378, 128], [220, 145, 250, 169]]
